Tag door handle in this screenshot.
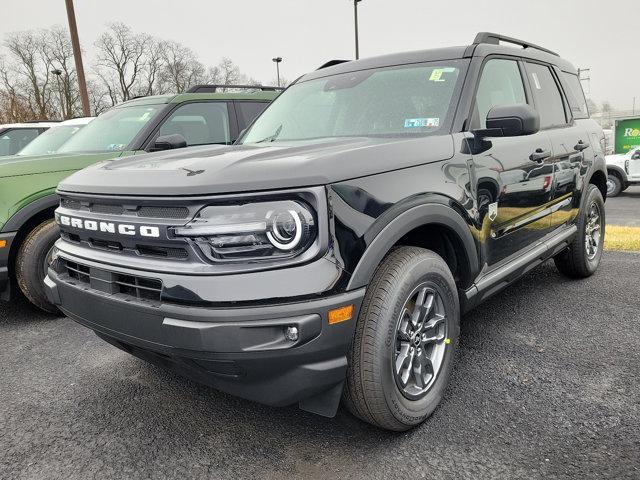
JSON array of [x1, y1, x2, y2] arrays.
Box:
[[529, 148, 551, 163], [574, 140, 590, 152]]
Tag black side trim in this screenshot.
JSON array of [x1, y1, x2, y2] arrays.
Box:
[[463, 225, 577, 312], [1, 195, 59, 232], [346, 203, 479, 290]]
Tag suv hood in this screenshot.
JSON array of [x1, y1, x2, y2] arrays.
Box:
[[58, 136, 454, 196]]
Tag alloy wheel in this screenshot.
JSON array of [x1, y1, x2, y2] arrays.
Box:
[[584, 201, 602, 260], [393, 283, 448, 400]]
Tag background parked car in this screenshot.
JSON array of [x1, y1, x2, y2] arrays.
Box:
[[3, 117, 94, 159], [606, 146, 640, 196], [0, 121, 60, 156]]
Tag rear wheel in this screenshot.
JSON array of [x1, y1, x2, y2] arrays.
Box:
[[15, 219, 60, 314], [606, 173, 622, 197], [554, 184, 605, 278], [343, 246, 459, 431]]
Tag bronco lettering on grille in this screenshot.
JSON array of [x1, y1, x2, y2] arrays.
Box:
[[56, 214, 160, 238]]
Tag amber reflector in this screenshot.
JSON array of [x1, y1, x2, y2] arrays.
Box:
[[328, 304, 354, 324], [0, 240, 6, 248]]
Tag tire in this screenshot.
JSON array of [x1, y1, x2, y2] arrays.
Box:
[[15, 219, 60, 314], [342, 246, 459, 431], [554, 184, 605, 279], [606, 173, 622, 197]]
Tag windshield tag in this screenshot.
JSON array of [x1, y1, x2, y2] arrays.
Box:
[[404, 118, 439, 128]]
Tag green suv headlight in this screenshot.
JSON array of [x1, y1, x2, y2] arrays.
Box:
[[173, 200, 316, 262]]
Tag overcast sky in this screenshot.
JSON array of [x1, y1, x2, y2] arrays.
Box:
[[3, 0, 630, 108]]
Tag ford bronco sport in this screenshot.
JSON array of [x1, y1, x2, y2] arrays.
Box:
[[45, 33, 607, 431], [0, 86, 279, 312]]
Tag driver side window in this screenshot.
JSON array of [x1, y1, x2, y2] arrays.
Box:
[[473, 59, 527, 129]]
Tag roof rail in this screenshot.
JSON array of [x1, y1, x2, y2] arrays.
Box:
[[317, 60, 351, 70], [473, 32, 559, 57], [186, 84, 284, 93]]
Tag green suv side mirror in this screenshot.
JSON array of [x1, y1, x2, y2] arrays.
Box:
[[150, 134, 187, 152]]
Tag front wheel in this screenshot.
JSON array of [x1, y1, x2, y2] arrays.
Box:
[[554, 184, 605, 278], [342, 246, 459, 431], [15, 219, 60, 314]]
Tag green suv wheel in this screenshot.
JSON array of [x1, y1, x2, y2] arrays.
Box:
[[15, 219, 60, 314]]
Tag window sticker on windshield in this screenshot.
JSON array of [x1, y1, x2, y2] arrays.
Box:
[[429, 67, 456, 82], [107, 143, 125, 151], [404, 118, 439, 128]]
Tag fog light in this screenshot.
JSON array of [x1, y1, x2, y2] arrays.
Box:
[[284, 326, 299, 341]]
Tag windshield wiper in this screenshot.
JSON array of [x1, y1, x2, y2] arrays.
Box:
[[255, 124, 283, 143]]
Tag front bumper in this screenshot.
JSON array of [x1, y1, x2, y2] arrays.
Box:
[[0, 231, 17, 299], [45, 254, 365, 414]]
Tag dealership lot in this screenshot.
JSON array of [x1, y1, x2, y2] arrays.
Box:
[[1, 252, 638, 480], [606, 186, 640, 227]]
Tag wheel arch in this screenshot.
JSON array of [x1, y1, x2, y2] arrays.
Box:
[[606, 164, 627, 184], [346, 203, 480, 291], [589, 168, 608, 200]]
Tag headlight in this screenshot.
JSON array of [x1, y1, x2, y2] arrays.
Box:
[[173, 200, 316, 262]]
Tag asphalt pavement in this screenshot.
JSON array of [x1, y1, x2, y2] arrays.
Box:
[[1, 252, 638, 480], [606, 186, 640, 226]]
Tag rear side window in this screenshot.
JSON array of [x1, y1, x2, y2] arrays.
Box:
[[159, 102, 230, 146], [561, 72, 589, 119], [473, 59, 526, 129], [524, 63, 567, 128], [235, 101, 269, 129]]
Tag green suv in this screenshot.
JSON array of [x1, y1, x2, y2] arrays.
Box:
[[0, 85, 280, 312]]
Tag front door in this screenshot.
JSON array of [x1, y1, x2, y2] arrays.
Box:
[[469, 58, 554, 267], [628, 148, 640, 180]]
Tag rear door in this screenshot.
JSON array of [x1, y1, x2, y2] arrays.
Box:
[[468, 57, 554, 267], [523, 62, 590, 230]]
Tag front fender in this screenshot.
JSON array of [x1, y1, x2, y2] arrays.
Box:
[[345, 202, 479, 290]]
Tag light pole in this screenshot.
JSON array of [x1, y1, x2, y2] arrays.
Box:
[[353, 0, 363, 59], [272, 57, 283, 87], [51, 69, 65, 120]]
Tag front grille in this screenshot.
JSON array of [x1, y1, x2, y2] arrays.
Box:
[[63, 260, 162, 305], [91, 203, 124, 215], [137, 206, 190, 219]]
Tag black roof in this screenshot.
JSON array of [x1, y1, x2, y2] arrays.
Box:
[[301, 32, 577, 83]]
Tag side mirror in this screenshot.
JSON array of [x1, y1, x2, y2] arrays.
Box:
[[150, 134, 187, 152], [475, 104, 540, 138], [631, 151, 640, 160]]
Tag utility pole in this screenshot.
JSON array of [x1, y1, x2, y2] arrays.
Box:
[[65, 0, 90, 116], [633, 96, 636, 116], [272, 57, 283, 87], [577, 67, 591, 95], [353, 0, 363, 59], [51, 69, 65, 120]]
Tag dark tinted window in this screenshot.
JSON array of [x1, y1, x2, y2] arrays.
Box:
[[525, 63, 567, 128], [561, 72, 589, 119], [0, 128, 40, 156], [236, 101, 269, 129], [473, 59, 526, 129], [159, 102, 230, 146]]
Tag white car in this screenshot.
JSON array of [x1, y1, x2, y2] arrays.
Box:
[[11, 117, 94, 158], [0, 121, 60, 156], [605, 146, 640, 196]]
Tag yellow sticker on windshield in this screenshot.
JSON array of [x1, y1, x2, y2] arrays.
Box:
[[429, 67, 456, 82]]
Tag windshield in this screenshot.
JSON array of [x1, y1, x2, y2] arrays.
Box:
[[17, 124, 87, 156], [58, 105, 161, 153], [240, 60, 466, 144]]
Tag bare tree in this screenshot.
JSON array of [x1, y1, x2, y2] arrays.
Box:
[[44, 26, 80, 118], [208, 57, 258, 91], [4, 30, 54, 119], [94, 22, 150, 103], [160, 40, 206, 93]]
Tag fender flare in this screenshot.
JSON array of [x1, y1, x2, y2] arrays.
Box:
[[346, 203, 479, 290], [605, 164, 628, 183], [1, 194, 59, 233]]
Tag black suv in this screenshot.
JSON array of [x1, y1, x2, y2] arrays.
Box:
[[45, 33, 607, 431]]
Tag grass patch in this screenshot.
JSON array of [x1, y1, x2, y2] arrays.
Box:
[[604, 225, 640, 252]]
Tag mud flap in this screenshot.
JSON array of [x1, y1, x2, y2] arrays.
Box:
[[298, 381, 344, 418]]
